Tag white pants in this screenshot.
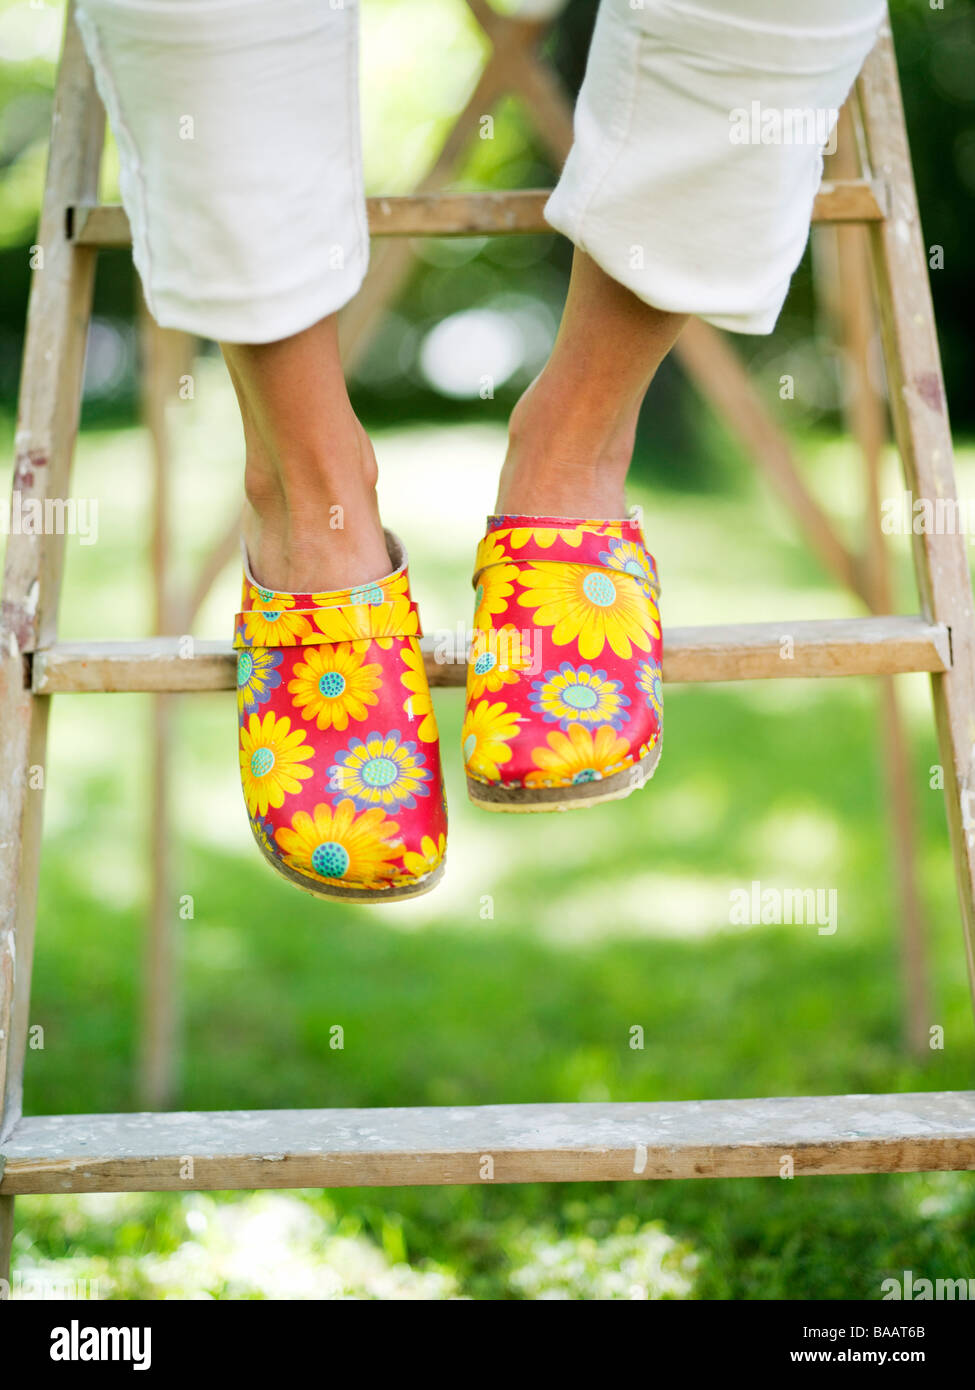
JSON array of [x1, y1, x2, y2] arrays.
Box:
[[75, 0, 885, 344]]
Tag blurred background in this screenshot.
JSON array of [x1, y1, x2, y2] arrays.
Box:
[[1, 0, 975, 1299]]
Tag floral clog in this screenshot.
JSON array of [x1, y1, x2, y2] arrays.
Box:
[[463, 515, 663, 810], [235, 532, 447, 900]]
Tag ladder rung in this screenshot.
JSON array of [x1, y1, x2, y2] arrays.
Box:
[[2, 1091, 973, 1193], [67, 180, 888, 248], [29, 617, 950, 695]]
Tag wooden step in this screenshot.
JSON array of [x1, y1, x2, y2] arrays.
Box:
[[68, 180, 888, 248], [28, 616, 950, 695], [2, 1091, 974, 1193]]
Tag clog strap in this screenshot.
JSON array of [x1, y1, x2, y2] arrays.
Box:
[[473, 517, 660, 602], [234, 595, 423, 649]]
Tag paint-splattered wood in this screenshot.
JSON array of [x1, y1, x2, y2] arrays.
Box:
[[2, 1092, 974, 1194], [29, 617, 950, 695], [68, 180, 888, 249]]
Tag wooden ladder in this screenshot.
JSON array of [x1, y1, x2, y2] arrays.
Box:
[[2, 5, 975, 1281]]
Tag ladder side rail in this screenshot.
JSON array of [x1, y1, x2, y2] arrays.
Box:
[[858, 26, 975, 1012], [0, 3, 104, 1145]]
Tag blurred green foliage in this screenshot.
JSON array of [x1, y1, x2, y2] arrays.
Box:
[[1, 0, 974, 1302]]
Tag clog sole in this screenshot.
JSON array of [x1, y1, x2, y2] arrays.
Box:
[[466, 738, 661, 813]]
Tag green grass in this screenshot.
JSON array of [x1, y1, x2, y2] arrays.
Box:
[[4, 384, 975, 1299]]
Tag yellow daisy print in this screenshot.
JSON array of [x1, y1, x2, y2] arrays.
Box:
[[400, 638, 439, 743], [274, 799, 402, 888], [331, 730, 431, 810], [600, 539, 659, 599], [462, 699, 523, 782], [505, 524, 587, 550], [525, 724, 632, 788], [251, 814, 277, 857], [636, 659, 664, 720], [236, 647, 283, 715], [502, 522, 623, 550], [288, 642, 382, 731], [248, 584, 295, 613], [241, 608, 312, 647], [517, 563, 659, 660], [312, 596, 418, 649], [239, 710, 315, 816], [400, 833, 446, 880], [466, 623, 534, 700], [476, 534, 509, 567], [312, 572, 409, 608], [473, 545, 520, 629]]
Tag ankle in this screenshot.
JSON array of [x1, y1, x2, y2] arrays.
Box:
[[243, 503, 390, 595], [243, 412, 378, 511], [243, 424, 390, 593], [496, 376, 638, 518]]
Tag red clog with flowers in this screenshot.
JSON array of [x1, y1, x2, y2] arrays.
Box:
[[463, 515, 663, 810], [235, 532, 447, 900]]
